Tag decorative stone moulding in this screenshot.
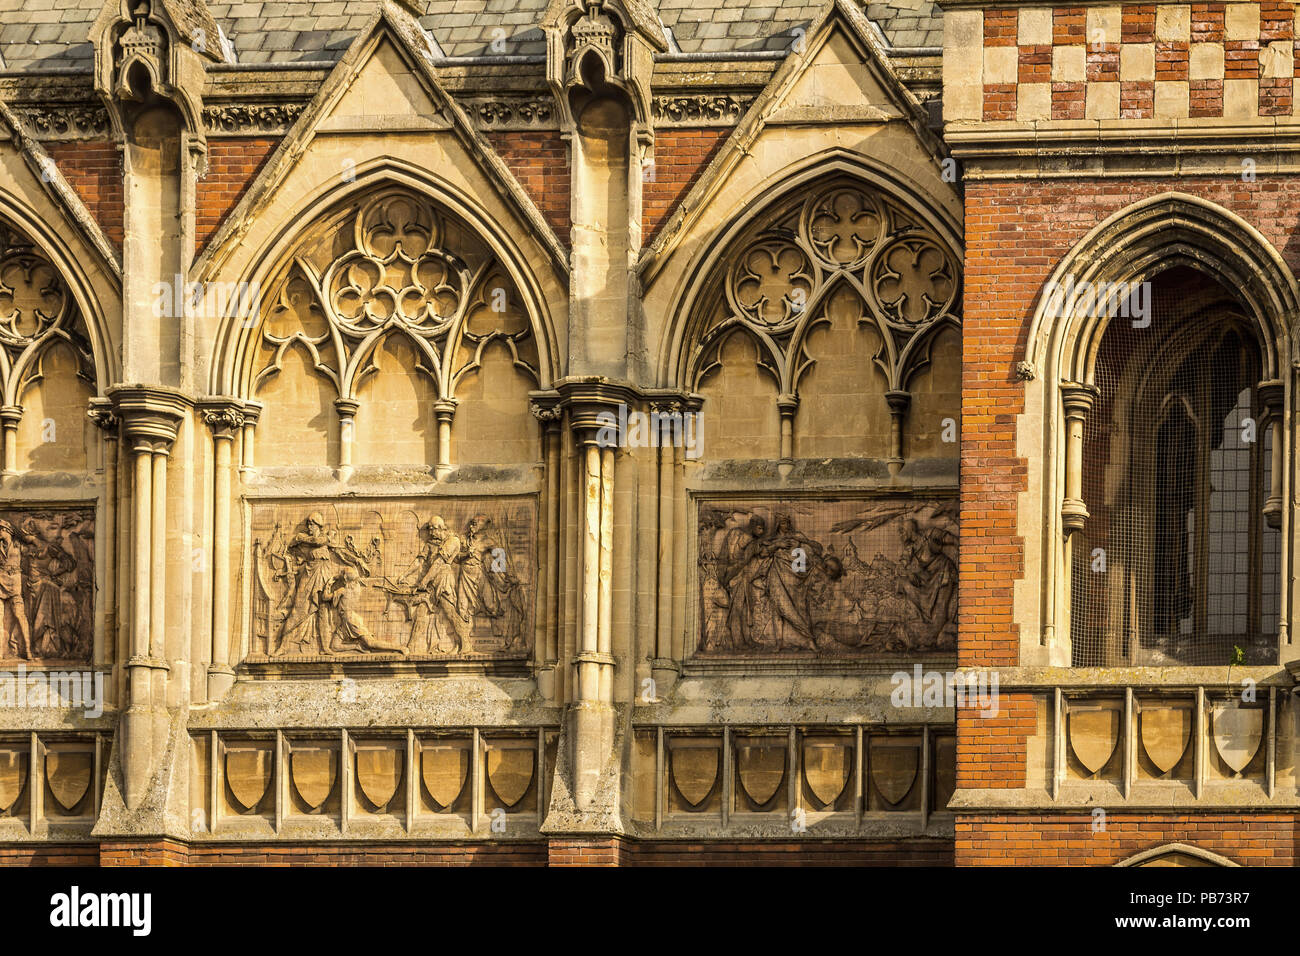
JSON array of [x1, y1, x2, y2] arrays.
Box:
[[651, 94, 756, 127], [12, 107, 113, 141], [461, 96, 558, 131], [202, 103, 306, 136]]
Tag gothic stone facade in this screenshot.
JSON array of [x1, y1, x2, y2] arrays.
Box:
[[0, 0, 1290, 866]]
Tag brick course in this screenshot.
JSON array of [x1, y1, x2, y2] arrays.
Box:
[[196, 138, 279, 253], [46, 141, 124, 251], [957, 814, 1296, 865], [484, 130, 572, 243], [643, 127, 731, 243]]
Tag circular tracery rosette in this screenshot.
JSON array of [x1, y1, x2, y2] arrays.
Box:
[[320, 194, 465, 337], [802, 186, 887, 273], [870, 235, 958, 330], [725, 240, 814, 335], [0, 248, 68, 350]]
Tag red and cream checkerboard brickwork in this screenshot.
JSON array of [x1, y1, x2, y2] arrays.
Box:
[[958, 3, 1299, 122]]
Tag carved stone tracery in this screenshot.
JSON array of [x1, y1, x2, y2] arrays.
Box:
[[687, 178, 960, 467], [252, 189, 540, 407], [690, 179, 960, 400], [0, 221, 95, 411]]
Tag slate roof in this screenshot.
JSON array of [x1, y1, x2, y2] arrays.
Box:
[[0, 0, 943, 72]]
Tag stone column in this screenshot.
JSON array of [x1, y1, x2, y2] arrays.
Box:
[[885, 389, 911, 477], [111, 386, 188, 809], [334, 397, 359, 479], [1059, 383, 1098, 537], [88, 401, 120, 674], [553, 383, 632, 818], [433, 398, 458, 479], [0, 405, 21, 476], [199, 401, 244, 700], [239, 400, 261, 473], [530, 399, 563, 701]]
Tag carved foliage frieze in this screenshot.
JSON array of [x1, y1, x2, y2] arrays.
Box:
[[0, 506, 95, 665], [461, 96, 556, 130], [249, 498, 535, 661], [694, 498, 956, 658], [202, 103, 305, 135], [14, 107, 112, 140], [652, 94, 754, 127]]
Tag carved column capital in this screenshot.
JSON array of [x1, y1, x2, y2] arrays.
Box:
[[197, 397, 246, 439], [530, 390, 563, 429], [885, 389, 912, 416], [1060, 382, 1099, 421], [109, 385, 191, 449]]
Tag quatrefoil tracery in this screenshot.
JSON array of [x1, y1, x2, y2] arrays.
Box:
[[695, 181, 960, 399], [254, 191, 539, 402]]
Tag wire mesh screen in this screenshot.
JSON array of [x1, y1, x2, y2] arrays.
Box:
[[1071, 268, 1280, 667]]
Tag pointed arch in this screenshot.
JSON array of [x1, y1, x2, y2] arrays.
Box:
[[0, 190, 119, 396], [207, 159, 559, 402], [1024, 194, 1300, 664], [658, 149, 962, 391], [1023, 192, 1299, 386], [1116, 843, 1239, 867]]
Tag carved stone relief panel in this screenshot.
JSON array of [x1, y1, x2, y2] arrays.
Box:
[[693, 498, 956, 658], [0, 507, 95, 665], [248, 497, 535, 661]]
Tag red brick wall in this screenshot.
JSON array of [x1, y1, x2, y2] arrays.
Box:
[[957, 695, 1036, 788], [196, 137, 279, 253], [100, 839, 190, 867], [629, 839, 954, 866], [0, 838, 951, 866], [485, 131, 571, 243], [46, 141, 124, 252], [959, 173, 1300, 862], [0, 844, 99, 866], [957, 814, 1296, 865], [961, 174, 1300, 673], [548, 837, 626, 866], [643, 128, 730, 242]]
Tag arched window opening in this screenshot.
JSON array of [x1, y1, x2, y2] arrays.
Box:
[[1072, 267, 1279, 666]]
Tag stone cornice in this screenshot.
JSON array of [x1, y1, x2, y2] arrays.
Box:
[[947, 120, 1300, 178]]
